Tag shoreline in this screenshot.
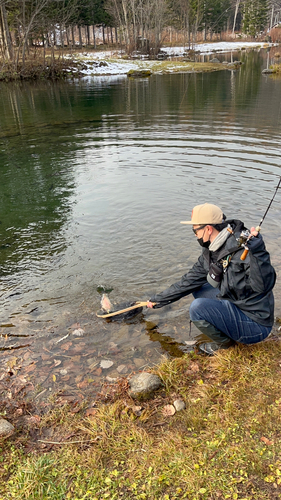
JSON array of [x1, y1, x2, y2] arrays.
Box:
[[1, 336, 281, 498], [0, 41, 278, 82]]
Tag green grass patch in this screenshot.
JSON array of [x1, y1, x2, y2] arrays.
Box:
[[1, 340, 281, 499], [146, 61, 226, 74], [270, 64, 281, 75]]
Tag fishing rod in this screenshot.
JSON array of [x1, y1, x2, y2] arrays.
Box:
[[238, 176, 281, 261]]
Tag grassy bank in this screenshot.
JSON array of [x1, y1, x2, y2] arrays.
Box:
[[1, 338, 281, 499], [0, 52, 231, 82]]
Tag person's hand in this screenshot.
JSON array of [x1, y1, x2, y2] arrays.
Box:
[[146, 301, 154, 308], [250, 226, 259, 237]]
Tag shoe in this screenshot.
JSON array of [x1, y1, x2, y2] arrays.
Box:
[[198, 342, 233, 356]]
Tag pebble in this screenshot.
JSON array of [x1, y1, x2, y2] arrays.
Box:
[[133, 358, 145, 368], [60, 369, 68, 376], [0, 418, 14, 438], [109, 342, 118, 349], [117, 364, 128, 374], [173, 399, 186, 412], [87, 357, 97, 365], [100, 360, 114, 369], [106, 376, 118, 382], [72, 328, 84, 337]]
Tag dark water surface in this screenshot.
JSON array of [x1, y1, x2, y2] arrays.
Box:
[[1, 48, 281, 396]]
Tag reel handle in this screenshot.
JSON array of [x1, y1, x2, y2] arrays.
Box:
[[240, 247, 249, 261], [240, 226, 261, 261]]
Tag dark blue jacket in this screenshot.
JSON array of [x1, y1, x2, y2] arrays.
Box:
[[150, 220, 276, 326]]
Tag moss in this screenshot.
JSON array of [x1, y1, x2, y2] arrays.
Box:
[[127, 69, 152, 78]]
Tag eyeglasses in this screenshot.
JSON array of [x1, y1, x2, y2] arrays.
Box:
[[192, 225, 206, 236]]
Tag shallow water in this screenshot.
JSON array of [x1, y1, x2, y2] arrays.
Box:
[[0, 48, 281, 396]]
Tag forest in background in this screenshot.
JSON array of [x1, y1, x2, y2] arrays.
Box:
[[0, 0, 281, 69]]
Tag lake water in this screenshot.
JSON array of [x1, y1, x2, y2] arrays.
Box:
[[1, 47, 281, 397]]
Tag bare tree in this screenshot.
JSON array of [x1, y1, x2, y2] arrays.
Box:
[[0, 0, 14, 60], [232, 0, 240, 34]]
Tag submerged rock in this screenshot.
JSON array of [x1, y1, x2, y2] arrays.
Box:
[[72, 328, 84, 337], [227, 61, 242, 70], [0, 418, 15, 438], [129, 372, 163, 400], [100, 360, 114, 369], [133, 358, 145, 368], [117, 364, 128, 374]]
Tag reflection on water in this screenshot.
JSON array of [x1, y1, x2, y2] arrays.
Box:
[[0, 48, 281, 396]]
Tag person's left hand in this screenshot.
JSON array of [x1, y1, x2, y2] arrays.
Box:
[[146, 301, 154, 308]]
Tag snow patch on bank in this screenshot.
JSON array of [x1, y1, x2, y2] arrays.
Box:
[[67, 41, 274, 77], [166, 41, 272, 55]]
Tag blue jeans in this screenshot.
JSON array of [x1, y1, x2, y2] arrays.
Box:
[[189, 283, 271, 344]]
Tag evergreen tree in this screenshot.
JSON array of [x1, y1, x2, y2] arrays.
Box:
[[242, 0, 269, 36]]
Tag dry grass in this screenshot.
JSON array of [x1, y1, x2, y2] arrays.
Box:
[[0, 57, 86, 81], [1, 340, 281, 499]]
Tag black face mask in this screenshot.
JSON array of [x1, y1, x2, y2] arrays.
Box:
[[197, 237, 210, 248], [197, 227, 210, 248]]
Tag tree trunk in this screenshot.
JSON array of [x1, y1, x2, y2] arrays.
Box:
[[66, 27, 70, 47], [93, 25, 96, 49], [60, 26, 64, 53], [121, 0, 130, 48], [115, 26, 118, 44], [71, 25, 75, 48], [232, 0, 240, 35], [43, 33, 46, 62], [0, 3, 13, 60], [102, 25, 106, 44], [78, 25, 82, 47], [0, 18, 5, 57], [53, 29, 57, 48]]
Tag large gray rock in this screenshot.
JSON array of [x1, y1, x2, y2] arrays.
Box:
[[129, 372, 163, 400], [0, 418, 14, 438]]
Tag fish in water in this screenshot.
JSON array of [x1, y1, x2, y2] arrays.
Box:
[[101, 293, 113, 313], [100, 294, 143, 321]]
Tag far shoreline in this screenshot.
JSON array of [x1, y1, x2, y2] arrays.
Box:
[[0, 41, 278, 82]]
